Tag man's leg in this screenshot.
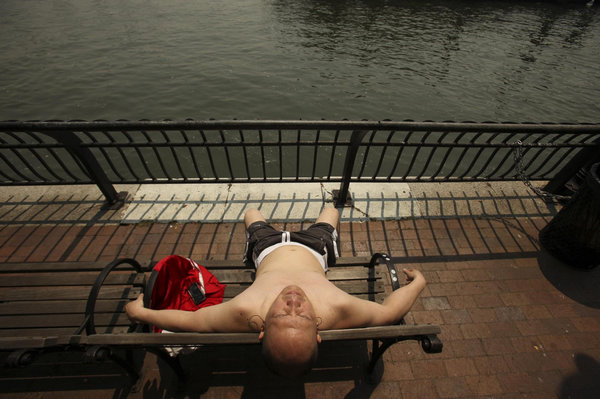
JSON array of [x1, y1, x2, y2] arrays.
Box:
[[244, 208, 266, 229], [315, 207, 339, 230]]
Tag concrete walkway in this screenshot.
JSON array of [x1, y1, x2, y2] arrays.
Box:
[[0, 181, 558, 225]]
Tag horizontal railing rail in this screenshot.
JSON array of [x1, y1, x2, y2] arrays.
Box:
[[1, 120, 599, 207]]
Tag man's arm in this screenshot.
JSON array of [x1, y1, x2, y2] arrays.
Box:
[[331, 268, 426, 329], [125, 294, 251, 333]]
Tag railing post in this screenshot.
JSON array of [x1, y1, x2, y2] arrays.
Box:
[[333, 130, 367, 207], [47, 131, 127, 209]]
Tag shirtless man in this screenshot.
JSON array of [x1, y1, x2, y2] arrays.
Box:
[[126, 207, 426, 377]]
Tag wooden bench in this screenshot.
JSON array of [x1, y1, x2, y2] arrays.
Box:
[[0, 254, 442, 385]]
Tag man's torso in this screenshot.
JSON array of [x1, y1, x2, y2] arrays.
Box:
[[232, 245, 350, 330]]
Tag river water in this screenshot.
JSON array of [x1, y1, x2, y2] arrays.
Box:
[[0, 0, 599, 122]]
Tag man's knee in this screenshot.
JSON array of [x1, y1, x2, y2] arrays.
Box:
[[244, 208, 266, 228], [317, 207, 339, 228]]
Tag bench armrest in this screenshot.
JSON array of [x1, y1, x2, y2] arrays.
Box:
[[84, 258, 146, 335], [369, 253, 401, 291]]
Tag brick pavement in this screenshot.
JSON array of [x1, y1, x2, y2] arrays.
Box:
[[1, 215, 599, 398]]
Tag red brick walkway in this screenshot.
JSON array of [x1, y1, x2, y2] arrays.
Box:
[[1, 216, 599, 398]]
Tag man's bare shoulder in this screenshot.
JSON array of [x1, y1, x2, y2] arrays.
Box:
[[196, 294, 259, 332]]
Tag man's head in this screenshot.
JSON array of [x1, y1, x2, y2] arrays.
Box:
[[258, 285, 322, 378]]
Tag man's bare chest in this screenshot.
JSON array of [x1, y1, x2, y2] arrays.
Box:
[[240, 271, 344, 325]]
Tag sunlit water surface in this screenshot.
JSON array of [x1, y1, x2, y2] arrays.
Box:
[[0, 0, 599, 122]]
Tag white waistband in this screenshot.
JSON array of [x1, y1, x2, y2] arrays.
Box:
[[254, 242, 328, 272]]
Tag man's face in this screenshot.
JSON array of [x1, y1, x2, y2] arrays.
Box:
[[260, 285, 322, 343]]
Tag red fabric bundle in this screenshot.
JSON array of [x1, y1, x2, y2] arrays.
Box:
[[149, 255, 225, 333]]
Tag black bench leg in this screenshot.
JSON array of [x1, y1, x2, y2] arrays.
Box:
[[84, 346, 141, 389], [367, 338, 395, 375], [111, 350, 141, 386], [148, 348, 187, 388]]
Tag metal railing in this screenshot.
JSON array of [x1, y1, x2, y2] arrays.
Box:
[[1, 120, 599, 207]]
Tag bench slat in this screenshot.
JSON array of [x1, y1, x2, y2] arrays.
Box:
[[0, 286, 142, 301], [0, 272, 145, 287], [0, 262, 118, 272], [0, 313, 132, 329], [194, 256, 373, 268], [78, 324, 441, 346], [221, 280, 384, 299], [0, 299, 129, 315], [210, 267, 383, 285], [0, 326, 131, 339]]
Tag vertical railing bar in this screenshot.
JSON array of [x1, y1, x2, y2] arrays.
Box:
[[483, 148, 512, 179], [46, 130, 121, 205], [484, 132, 521, 177], [93, 130, 127, 182], [311, 129, 320, 180], [387, 130, 413, 180], [326, 129, 337, 181], [13, 131, 69, 181], [296, 128, 301, 182], [22, 132, 78, 183], [220, 129, 234, 181], [162, 129, 187, 182], [417, 130, 451, 180], [111, 132, 137, 182], [0, 150, 33, 182], [180, 130, 203, 182], [278, 129, 283, 182], [81, 130, 123, 182], [472, 140, 510, 178], [122, 130, 149, 182], [528, 146, 561, 177], [357, 130, 375, 179], [457, 130, 494, 179], [432, 131, 468, 179], [259, 129, 266, 181], [38, 132, 85, 182], [372, 130, 394, 180], [533, 147, 571, 178], [334, 129, 367, 206], [538, 147, 580, 179], [239, 129, 250, 181], [528, 133, 585, 177], [140, 129, 168, 181], [200, 129, 219, 181], [5, 132, 59, 182], [519, 147, 546, 179], [402, 130, 430, 180]]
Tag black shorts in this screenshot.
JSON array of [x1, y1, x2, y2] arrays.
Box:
[[243, 221, 339, 269]]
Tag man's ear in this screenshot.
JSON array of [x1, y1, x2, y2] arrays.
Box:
[[316, 330, 322, 344]]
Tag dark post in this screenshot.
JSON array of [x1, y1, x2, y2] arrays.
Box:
[[47, 131, 126, 209], [333, 130, 367, 207], [544, 138, 600, 195]]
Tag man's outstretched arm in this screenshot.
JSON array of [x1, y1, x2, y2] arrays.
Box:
[[125, 294, 250, 333], [332, 268, 426, 329]]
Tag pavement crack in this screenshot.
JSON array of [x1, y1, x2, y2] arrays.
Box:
[[319, 183, 371, 219]]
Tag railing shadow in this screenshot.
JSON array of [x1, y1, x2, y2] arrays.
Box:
[[0, 185, 556, 265]]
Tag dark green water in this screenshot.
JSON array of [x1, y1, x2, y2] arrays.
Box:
[[1, 0, 598, 122]]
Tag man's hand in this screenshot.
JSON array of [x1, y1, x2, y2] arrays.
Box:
[[125, 294, 145, 323], [402, 268, 425, 285]]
